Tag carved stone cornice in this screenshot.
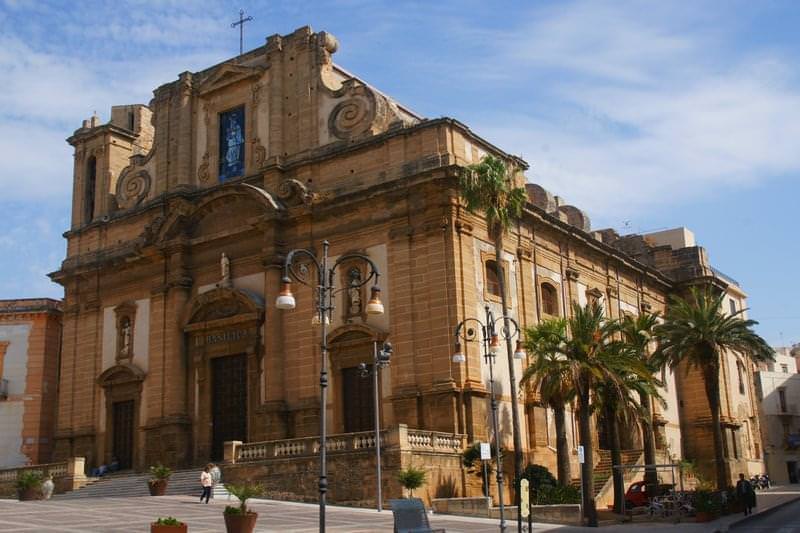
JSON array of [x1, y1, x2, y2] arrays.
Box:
[[565, 267, 580, 281]]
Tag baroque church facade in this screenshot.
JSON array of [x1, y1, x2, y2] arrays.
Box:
[[50, 26, 763, 498]]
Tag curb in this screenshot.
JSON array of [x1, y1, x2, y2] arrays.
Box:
[[726, 493, 800, 530]]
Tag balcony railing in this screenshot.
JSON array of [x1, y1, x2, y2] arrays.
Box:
[[231, 425, 467, 464], [0, 379, 8, 400]]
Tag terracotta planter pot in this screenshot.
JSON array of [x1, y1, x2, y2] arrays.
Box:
[[148, 479, 169, 496], [150, 523, 187, 533], [224, 512, 258, 533], [695, 511, 714, 522], [17, 487, 42, 501]]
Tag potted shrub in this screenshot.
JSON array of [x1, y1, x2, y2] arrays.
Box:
[[151, 517, 187, 533], [223, 483, 263, 533], [694, 489, 719, 522], [397, 466, 427, 498], [148, 464, 172, 496], [16, 471, 44, 501]]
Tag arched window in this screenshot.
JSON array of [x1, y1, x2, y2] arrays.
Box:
[[737, 362, 745, 395], [485, 260, 502, 298], [541, 283, 559, 316], [85, 156, 97, 223]]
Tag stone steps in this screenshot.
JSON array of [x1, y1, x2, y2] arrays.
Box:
[[571, 449, 643, 497], [54, 469, 230, 500]]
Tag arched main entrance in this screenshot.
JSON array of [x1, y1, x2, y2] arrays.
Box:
[[97, 363, 145, 470], [328, 326, 386, 434], [184, 287, 263, 461]]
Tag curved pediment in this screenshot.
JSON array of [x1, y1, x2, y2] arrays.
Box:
[[97, 362, 146, 387], [149, 183, 284, 245], [328, 323, 386, 345], [184, 286, 264, 328]]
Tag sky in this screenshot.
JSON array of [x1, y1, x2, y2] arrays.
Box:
[[0, 0, 798, 346]]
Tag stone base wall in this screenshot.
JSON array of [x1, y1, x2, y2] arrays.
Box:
[[222, 425, 467, 507], [0, 458, 88, 499]]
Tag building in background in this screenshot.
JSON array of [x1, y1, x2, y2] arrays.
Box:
[[756, 346, 800, 484], [0, 299, 62, 468]]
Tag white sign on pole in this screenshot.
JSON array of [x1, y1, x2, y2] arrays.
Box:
[[578, 445, 585, 464], [480, 442, 492, 461], [520, 478, 530, 518]]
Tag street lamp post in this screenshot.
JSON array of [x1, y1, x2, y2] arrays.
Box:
[[275, 240, 385, 533], [452, 305, 526, 533], [358, 340, 392, 512]]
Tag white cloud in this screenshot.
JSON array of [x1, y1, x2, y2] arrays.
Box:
[[459, 1, 800, 223]]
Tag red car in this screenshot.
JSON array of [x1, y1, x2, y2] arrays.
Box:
[[625, 481, 675, 508]]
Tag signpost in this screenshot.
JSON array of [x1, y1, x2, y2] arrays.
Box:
[[578, 445, 585, 525], [480, 442, 491, 498]]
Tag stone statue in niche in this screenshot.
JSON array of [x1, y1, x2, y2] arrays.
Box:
[[119, 316, 132, 358], [220, 253, 232, 287], [346, 267, 362, 319]]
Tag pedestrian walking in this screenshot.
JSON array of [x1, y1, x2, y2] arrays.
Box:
[[736, 473, 756, 516], [41, 475, 54, 500], [200, 465, 212, 504], [209, 463, 221, 500]]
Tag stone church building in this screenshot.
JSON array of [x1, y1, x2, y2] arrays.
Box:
[[49, 26, 763, 502]]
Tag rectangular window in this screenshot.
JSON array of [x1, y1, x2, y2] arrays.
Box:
[[779, 389, 788, 413], [782, 364, 789, 374], [219, 106, 245, 182], [729, 299, 737, 315]]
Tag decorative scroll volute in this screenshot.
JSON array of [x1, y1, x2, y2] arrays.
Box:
[[115, 170, 151, 210]]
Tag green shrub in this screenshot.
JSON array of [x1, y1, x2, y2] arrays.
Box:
[[154, 517, 183, 526], [149, 464, 172, 482], [15, 471, 43, 491], [533, 484, 581, 505], [224, 483, 264, 515], [521, 464, 557, 491], [397, 466, 427, 497], [694, 489, 721, 514]]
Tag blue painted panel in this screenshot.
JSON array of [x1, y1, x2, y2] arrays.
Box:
[[219, 107, 245, 182]]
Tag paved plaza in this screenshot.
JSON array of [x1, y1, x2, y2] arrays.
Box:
[[0, 495, 550, 533], [0, 485, 798, 532]]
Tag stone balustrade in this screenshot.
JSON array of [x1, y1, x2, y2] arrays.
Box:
[[0, 460, 72, 482], [228, 424, 466, 464], [0, 457, 87, 498]]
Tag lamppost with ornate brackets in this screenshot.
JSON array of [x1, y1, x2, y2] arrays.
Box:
[[452, 305, 526, 533], [275, 240, 385, 533]]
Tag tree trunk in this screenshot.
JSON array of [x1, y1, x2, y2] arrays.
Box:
[[493, 233, 524, 529], [578, 384, 598, 527], [553, 402, 572, 486], [607, 401, 624, 514], [702, 364, 728, 490], [640, 390, 658, 494]]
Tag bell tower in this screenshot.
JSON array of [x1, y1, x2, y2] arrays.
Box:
[[67, 105, 153, 229]]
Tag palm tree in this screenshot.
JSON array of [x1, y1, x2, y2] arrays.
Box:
[[521, 318, 574, 486], [594, 350, 662, 514], [459, 155, 528, 503], [654, 287, 774, 490], [525, 302, 629, 526], [619, 312, 661, 494]]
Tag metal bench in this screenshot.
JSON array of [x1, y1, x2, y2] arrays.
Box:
[[388, 498, 445, 533]]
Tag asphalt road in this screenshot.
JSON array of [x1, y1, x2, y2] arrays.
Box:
[[728, 497, 800, 532]]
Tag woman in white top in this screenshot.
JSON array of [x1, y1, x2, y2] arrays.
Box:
[[200, 465, 212, 504]]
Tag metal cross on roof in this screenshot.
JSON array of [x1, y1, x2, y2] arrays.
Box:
[[231, 9, 254, 56]]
